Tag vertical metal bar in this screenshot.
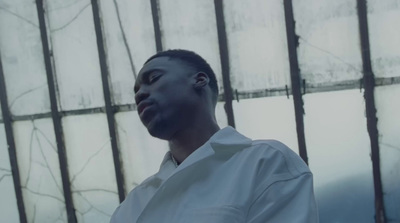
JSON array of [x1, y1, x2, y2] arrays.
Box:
[[283, 0, 308, 164], [35, 0, 77, 222], [214, 0, 235, 128], [356, 0, 386, 222], [91, 0, 126, 202], [0, 55, 27, 223], [150, 0, 163, 52]]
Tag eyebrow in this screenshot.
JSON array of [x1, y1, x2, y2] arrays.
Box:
[[134, 68, 164, 93]]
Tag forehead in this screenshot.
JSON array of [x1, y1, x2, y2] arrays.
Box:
[[138, 56, 192, 79]]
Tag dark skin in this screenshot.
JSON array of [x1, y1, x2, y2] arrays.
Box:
[[134, 57, 220, 164]]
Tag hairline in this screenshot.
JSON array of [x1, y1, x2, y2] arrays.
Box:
[[145, 55, 200, 74]]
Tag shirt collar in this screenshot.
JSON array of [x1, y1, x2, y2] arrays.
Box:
[[159, 126, 252, 168], [160, 151, 173, 167], [208, 126, 253, 151]]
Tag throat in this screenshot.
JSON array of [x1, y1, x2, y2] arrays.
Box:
[[168, 121, 220, 164], [170, 153, 180, 167]]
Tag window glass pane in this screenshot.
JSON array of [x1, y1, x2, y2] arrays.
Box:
[[233, 96, 298, 154], [0, 124, 19, 222], [13, 119, 67, 222], [223, 0, 291, 91], [0, 0, 50, 116], [115, 111, 168, 193], [293, 0, 363, 84], [375, 85, 400, 221], [158, 0, 223, 93], [99, 0, 156, 105], [215, 102, 228, 128], [304, 90, 375, 222], [367, 0, 400, 78], [62, 114, 119, 222], [46, 0, 105, 110]]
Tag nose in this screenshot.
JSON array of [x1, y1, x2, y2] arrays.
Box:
[[134, 86, 150, 105]]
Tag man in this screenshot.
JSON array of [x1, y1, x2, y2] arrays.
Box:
[[111, 49, 318, 222]]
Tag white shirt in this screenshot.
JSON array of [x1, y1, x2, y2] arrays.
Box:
[[111, 127, 319, 223]]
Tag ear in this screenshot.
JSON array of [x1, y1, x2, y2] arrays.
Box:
[[193, 72, 210, 90]]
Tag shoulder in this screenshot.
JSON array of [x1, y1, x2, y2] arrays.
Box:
[[234, 139, 312, 198], [234, 139, 310, 184], [252, 139, 309, 175]]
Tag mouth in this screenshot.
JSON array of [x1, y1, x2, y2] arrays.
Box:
[[137, 101, 153, 117]]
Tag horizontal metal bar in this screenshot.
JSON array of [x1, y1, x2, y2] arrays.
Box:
[[220, 76, 400, 101], [2, 104, 135, 123], [1, 77, 399, 123]]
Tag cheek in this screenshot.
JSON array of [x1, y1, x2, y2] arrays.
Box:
[[154, 82, 196, 112], [156, 97, 191, 121], [157, 86, 192, 105]]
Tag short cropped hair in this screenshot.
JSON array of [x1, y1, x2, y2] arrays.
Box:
[[145, 49, 219, 104]]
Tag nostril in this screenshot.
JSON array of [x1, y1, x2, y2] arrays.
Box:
[[135, 90, 150, 105]]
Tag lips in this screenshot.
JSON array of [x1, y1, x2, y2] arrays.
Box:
[[137, 101, 153, 116]]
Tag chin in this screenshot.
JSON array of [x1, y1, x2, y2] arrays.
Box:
[[147, 128, 173, 140], [146, 120, 174, 140]]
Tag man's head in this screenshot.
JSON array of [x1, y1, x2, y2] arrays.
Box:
[[134, 49, 219, 139], [144, 50, 219, 102]]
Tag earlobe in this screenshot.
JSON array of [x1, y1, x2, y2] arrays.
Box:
[[193, 72, 209, 90]]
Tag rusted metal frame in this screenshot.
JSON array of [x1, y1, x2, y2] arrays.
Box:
[[91, 0, 126, 202], [35, 0, 77, 222], [2, 105, 129, 123], [150, 0, 163, 52], [214, 0, 235, 128], [220, 77, 400, 101], [356, 0, 386, 222], [0, 54, 27, 223], [283, 0, 308, 164]]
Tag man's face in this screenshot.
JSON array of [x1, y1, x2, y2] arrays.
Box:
[[134, 57, 197, 139]]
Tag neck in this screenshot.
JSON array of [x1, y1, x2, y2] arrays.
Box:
[[168, 116, 220, 164]]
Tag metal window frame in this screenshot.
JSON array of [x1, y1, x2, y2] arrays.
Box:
[[0, 1, 397, 221], [283, 0, 308, 164], [0, 50, 28, 223], [91, 0, 126, 202], [150, 0, 163, 52], [35, 0, 77, 221], [356, 0, 386, 222], [1, 77, 399, 124], [214, 0, 236, 128]]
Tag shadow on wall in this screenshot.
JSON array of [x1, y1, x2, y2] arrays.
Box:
[[316, 173, 375, 223]]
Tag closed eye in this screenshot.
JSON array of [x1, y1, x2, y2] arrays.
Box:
[[149, 74, 162, 84]]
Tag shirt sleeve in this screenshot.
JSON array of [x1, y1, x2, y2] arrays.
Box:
[[246, 172, 319, 223], [109, 205, 121, 223]]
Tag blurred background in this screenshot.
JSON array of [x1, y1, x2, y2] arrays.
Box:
[[0, 0, 399, 222]]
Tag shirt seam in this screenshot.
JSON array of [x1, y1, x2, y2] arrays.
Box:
[[252, 140, 306, 175]]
